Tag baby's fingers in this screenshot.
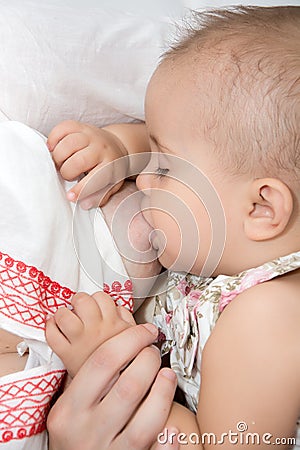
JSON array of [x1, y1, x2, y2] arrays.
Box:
[[45, 314, 70, 356], [47, 120, 84, 151], [71, 292, 103, 328], [51, 132, 90, 169], [77, 181, 123, 209], [59, 146, 102, 182], [52, 307, 83, 343], [69, 161, 123, 206]]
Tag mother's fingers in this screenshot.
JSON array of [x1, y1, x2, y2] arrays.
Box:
[[99, 345, 161, 442], [153, 427, 180, 450], [58, 323, 158, 410], [115, 368, 178, 450]]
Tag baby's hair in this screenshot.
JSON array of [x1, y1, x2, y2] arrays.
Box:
[[161, 6, 300, 186]]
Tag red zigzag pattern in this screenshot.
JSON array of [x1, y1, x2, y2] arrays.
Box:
[[0, 251, 133, 443]]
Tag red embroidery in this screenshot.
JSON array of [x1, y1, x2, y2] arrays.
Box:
[[0, 250, 133, 442], [0, 370, 66, 443], [0, 251, 133, 332], [103, 279, 133, 312], [0, 251, 74, 331]]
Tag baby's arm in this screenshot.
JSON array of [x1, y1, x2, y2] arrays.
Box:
[[45, 291, 135, 378], [103, 122, 150, 165], [152, 402, 204, 450], [196, 280, 300, 448], [150, 279, 300, 450], [47, 121, 150, 208]]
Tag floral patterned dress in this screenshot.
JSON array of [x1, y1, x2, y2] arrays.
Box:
[[152, 251, 300, 446]]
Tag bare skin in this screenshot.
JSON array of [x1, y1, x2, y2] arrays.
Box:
[[0, 329, 28, 376]]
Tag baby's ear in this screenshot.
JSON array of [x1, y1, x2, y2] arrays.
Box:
[[244, 178, 293, 241]]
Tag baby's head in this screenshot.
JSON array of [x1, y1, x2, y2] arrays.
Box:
[[137, 6, 300, 276], [160, 6, 300, 184]]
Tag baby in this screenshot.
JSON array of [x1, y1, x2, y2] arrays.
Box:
[[46, 6, 300, 449]]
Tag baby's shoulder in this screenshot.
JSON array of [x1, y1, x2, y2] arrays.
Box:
[[203, 272, 300, 431], [236, 269, 300, 314], [208, 271, 300, 380], [219, 270, 300, 349]]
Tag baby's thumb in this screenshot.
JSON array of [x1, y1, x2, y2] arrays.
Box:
[[67, 164, 115, 207], [77, 191, 104, 210], [79, 184, 120, 210]]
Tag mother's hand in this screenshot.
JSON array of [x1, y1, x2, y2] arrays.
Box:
[[47, 323, 177, 450]]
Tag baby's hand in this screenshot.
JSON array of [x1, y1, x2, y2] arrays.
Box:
[[47, 120, 128, 208], [45, 291, 135, 378]]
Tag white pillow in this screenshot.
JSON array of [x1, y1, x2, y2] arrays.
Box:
[[0, 0, 296, 136], [0, 0, 179, 135]]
